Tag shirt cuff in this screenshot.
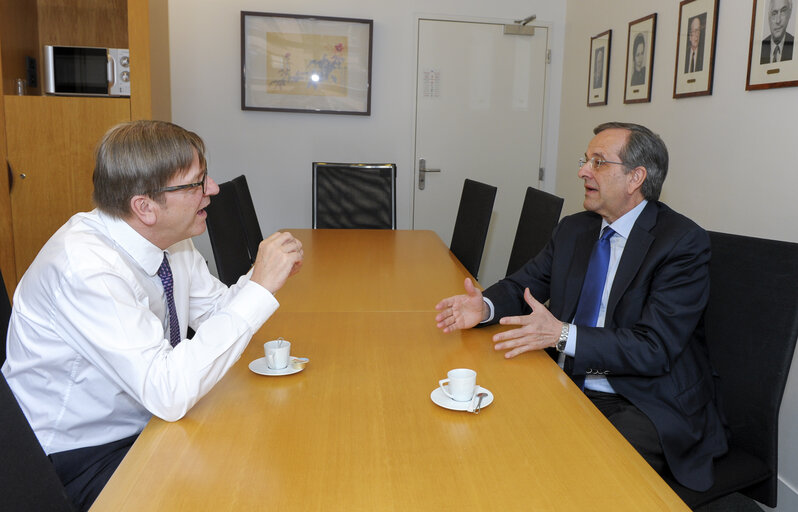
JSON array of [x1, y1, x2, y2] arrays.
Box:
[[564, 323, 576, 357], [481, 297, 495, 323], [230, 280, 280, 331]]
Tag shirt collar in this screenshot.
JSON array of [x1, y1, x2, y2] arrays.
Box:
[[97, 210, 166, 276], [602, 199, 648, 240]]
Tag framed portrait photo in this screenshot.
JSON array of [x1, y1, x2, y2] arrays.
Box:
[[674, 0, 719, 98], [747, 0, 798, 90], [587, 30, 612, 106], [624, 13, 657, 104], [241, 12, 374, 114]]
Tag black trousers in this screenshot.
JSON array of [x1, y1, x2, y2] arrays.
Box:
[[48, 433, 138, 512], [584, 389, 668, 476]]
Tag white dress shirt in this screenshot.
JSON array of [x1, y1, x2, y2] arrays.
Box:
[[2, 210, 278, 454], [564, 199, 648, 393]]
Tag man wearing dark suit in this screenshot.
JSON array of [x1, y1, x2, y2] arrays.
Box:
[[684, 14, 706, 73], [761, 0, 794, 64], [434, 122, 728, 492]]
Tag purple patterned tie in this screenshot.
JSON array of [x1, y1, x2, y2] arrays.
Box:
[[157, 253, 181, 347]]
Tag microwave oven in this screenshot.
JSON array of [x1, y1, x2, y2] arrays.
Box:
[[43, 45, 130, 97]]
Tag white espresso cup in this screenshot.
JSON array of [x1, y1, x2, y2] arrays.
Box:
[[439, 368, 477, 402], [264, 339, 291, 369]]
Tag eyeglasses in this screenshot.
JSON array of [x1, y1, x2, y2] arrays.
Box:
[[578, 157, 626, 171], [153, 170, 208, 195]]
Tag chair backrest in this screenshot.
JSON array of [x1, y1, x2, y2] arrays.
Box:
[[449, 179, 497, 279], [506, 187, 564, 276], [1, 373, 74, 511], [705, 231, 798, 505], [205, 178, 253, 286], [1, 267, 11, 365], [231, 175, 263, 264], [312, 162, 396, 229]]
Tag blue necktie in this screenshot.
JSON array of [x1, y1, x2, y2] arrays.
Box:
[[157, 253, 181, 347], [566, 227, 615, 386]]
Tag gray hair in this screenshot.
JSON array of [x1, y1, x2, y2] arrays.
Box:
[[93, 120, 206, 218], [593, 122, 668, 201]]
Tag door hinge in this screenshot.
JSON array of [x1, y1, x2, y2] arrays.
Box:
[[539, 167, 545, 181], [547, 49, 551, 64]]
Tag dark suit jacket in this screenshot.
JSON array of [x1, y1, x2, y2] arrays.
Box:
[[761, 33, 794, 64], [684, 43, 704, 73], [482, 201, 728, 492]]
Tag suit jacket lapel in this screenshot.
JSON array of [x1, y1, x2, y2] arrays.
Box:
[[605, 202, 658, 323], [562, 216, 602, 322]]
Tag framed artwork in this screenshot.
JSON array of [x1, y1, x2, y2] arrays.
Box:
[[673, 0, 719, 98], [241, 12, 373, 114], [746, 0, 798, 90], [587, 30, 612, 106], [624, 13, 657, 104]]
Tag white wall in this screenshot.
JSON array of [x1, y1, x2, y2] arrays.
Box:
[[557, 1, 798, 510], [167, 0, 566, 276], [169, 0, 798, 508]]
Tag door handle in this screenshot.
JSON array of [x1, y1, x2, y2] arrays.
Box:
[[418, 158, 441, 190]]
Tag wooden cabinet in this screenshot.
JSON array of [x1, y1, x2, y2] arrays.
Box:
[[0, 0, 161, 298]]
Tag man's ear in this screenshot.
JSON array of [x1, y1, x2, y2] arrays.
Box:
[[628, 166, 647, 195], [129, 194, 159, 227]]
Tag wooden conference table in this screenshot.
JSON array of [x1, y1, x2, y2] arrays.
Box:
[[93, 229, 688, 511]]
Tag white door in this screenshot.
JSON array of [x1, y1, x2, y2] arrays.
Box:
[[413, 18, 549, 286]]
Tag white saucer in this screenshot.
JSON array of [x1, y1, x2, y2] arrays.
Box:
[[430, 385, 494, 412], [249, 357, 306, 376]]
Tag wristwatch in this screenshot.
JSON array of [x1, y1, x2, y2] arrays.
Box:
[[556, 322, 569, 352]]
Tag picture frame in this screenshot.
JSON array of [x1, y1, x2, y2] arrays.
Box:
[[587, 30, 612, 106], [746, 0, 798, 90], [624, 13, 657, 104], [241, 12, 373, 115], [673, 0, 719, 98]]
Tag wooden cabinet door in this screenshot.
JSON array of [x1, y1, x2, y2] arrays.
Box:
[[4, 95, 130, 277]]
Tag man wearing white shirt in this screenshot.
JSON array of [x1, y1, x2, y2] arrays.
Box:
[[761, 0, 794, 64], [2, 120, 303, 511], [684, 14, 705, 73], [434, 122, 727, 493]]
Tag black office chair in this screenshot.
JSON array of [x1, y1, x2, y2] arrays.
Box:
[[664, 232, 798, 509], [449, 179, 497, 279], [505, 187, 564, 276], [205, 177, 255, 286], [312, 162, 396, 229], [1, 373, 74, 511], [1, 267, 12, 366], [231, 175, 263, 264]]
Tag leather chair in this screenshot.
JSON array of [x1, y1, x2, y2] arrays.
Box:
[[312, 162, 397, 229], [449, 179, 497, 279], [205, 177, 256, 286], [1, 268, 11, 365], [505, 187, 564, 276], [1, 372, 74, 511], [664, 232, 798, 508], [231, 175, 263, 264]]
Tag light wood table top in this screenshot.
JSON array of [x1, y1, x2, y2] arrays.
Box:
[[274, 229, 473, 312], [93, 230, 688, 511]]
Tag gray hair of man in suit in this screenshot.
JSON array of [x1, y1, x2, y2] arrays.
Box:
[[593, 122, 668, 202]]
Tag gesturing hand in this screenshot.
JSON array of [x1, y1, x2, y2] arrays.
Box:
[[250, 231, 304, 294], [492, 288, 562, 358], [434, 278, 489, 333]]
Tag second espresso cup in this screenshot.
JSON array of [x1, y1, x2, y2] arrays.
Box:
[[264, 339, 291, 369], [439, 368, 477, 402]]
